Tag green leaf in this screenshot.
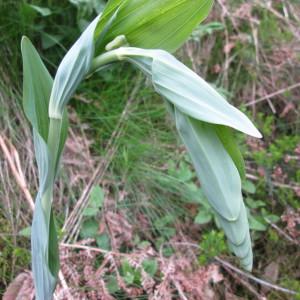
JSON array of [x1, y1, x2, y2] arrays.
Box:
[[121, 260, 141, 285], [195, 210, 212, 224], [245, 197, 265, 209], [96, 0, 214, 53], [28, 4, 52, 17], [21, 37, 69, 299], [31, 132, 57, 300], [89, 185, 105, 208], [191, 22, 224, 41], [49, 15, 101, 119], [113, 47, 262, 138], [263, 214, 280, 223], [83, 186, 104, 216], [48, 209, 59, 277], [80, 219, 99, 238], [21, 36, 68, 162], [242, 180, 256, 194], [21, 36, 52, 140], [215, 125, 246, 179], [41, 33, 63, 49], [142, 259, 158, 277], [174, 109, 252, 270], [19, 226, 31, 238], [96, 234, 111, 250], [175, 112, 243, 221], [249, 215, 267, 231]]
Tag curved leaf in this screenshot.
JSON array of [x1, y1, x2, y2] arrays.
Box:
[[175, 110, 242, 221], [215, 125, 246, 179], [21, 36, 51, 140], [49, 15, 101, 119], [21, 37, 68, 299], [31, 131, 57, 300], [95, 0, 214, 53], [113, 47, 262, 138], [174, 108, 252, 270]]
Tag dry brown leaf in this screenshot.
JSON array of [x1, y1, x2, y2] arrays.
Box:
[[3, 271, 34, 300]]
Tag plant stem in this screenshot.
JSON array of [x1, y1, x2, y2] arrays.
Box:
[[48, 117, 62, 176], [90, 49, 121, 74]]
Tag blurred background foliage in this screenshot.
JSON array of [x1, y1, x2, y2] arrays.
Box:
[[0, 0, 300, 299]]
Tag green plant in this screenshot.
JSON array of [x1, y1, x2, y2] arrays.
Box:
[[198, 230, 227, 265], [21, 0, 262, 298]]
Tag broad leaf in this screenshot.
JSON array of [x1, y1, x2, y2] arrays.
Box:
[[21, 37, 68, 299], [95, 0, 214, 53], [21, 36, 68, 164], [21, 36, 51, 140], [31, 131, 57, 300], [113, 47, 262, 138], [215, 125, 246, 179], [49, 15, 101, 118], [175, 111, 242, 221], [174, 109, 252, 270]]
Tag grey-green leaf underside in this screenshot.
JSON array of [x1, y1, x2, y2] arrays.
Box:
[[174, 109, 253, 271], [21, 37, 68, 299]]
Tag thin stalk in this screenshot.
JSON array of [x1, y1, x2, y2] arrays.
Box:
[[47, 117, 63, 177], [89, 49, 121, 74], [40, 117, 62, 231]]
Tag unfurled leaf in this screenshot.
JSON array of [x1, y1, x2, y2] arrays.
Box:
[[21, 36, 51, 140], [49, 15, 100, 119], [112, 47, 262, 138], [21, 37, 69, 299], [95, 0, 214, 53], [21, 36, 68, 164]]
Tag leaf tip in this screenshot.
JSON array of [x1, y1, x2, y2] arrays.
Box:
[[21, 36, 31, 52]]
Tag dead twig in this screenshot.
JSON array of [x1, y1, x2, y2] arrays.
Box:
[[161, 241, 299, 296], [266, 221, 300, 246], [60, 242, 128, 257], [0, 134, 72, 297], [245, 82, 300, 107], [214, 257, 297, 296], [225, 267, 266, 300], [0, 134, 35, 210], [246, 172, 300, 193]]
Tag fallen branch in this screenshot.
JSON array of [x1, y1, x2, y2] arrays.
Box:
[[0, 134, 72, 297], [0, 134, 35, 210], [161, 241, 298, 296], [245, 82, 300, 107], [214, 257, 297, 296]]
